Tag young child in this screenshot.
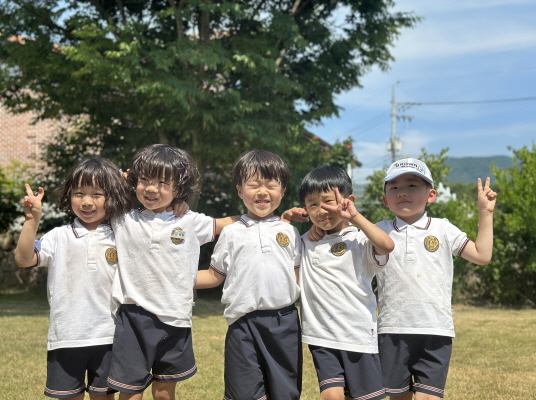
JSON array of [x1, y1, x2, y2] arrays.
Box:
[[195, 150, 303, 400], [376, 158, 496, 400], [15, 157, 132, 400], [106, 144, 236, 400], [298, 166, 394, 400]]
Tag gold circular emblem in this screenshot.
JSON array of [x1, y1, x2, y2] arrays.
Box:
[[276, 233, 290, 247], [424, 236, 439, 252], [171, 227, 185, 245], [105, 248, 118, 265], [331, 242, 347, 257]]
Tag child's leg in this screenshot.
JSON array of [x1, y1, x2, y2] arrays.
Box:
[[89, 394, 116, 400], [151, 381, 177, 400], [319, 387, 345, 400], [391, 393, 413, 400], [118, 392, 143, 400], [414, 393, 441, 400]]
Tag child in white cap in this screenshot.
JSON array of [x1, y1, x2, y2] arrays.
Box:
[[376, 158, 496, 400]]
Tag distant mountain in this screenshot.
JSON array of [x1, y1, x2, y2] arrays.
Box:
[[445, 156, 512, 184]]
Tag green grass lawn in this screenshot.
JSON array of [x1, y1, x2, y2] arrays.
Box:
[[1, 289, 535, 399]]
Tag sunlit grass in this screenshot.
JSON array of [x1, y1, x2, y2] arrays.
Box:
[[1, 289, 535, 399]]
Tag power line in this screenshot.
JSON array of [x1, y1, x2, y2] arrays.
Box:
[[398, 96, 536, 106]]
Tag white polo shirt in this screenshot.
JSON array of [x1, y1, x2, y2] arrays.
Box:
[[375, 212, 470, 337], [210, 215, 301, 325], [300, 226, 386, 353], [35, 219, 118, 351], [111, 209, 215, 327]]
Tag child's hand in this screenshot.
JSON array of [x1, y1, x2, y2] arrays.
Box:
[[167, 201, 190, 217], [122, 169, 129, 181], [308, 225, 326, 242], [477, 177, 497, 213], [281, 207, 309, 223], [321, 187, 359, 222], [22, 184, 44, 222]]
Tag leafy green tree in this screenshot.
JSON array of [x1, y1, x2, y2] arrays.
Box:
[[484, 145, 536, 306], [0, 0, 418, 217]]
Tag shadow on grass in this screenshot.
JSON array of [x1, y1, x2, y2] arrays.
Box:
[[0, 286, 49, 317]]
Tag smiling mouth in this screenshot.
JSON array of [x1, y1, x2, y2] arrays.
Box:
[[255, 200, 270, 205], [80, 210, 95, 216], [144, 196, 158, 203]]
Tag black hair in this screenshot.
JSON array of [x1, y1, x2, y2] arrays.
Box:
[[299, 166, 353, 204], [58, 157, 132, 219], [232, 150, 290, 189], [127, 144, 199, 203]]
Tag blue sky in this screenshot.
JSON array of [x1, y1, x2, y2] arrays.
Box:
[[307, 1, 536, 183]]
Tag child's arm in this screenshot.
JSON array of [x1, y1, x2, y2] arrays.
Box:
[[459, 177, 497, 265], [281, 207, 310, 223], [195, 267, 226, 289], [323, 188, 394, 256], [215, 216, 241, 235], [15, 184, 44, 268]]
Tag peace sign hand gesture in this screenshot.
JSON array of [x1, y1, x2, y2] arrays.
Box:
[[22, 184, 45, 222], [321, 187, 359, 222], [477, 177, 497, 214]]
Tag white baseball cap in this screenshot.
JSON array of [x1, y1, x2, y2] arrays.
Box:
[[384, 158, 434, 188]]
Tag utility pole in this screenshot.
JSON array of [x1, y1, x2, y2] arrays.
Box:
[[387, 82, 412, 162], [388, 82, 402, 162]]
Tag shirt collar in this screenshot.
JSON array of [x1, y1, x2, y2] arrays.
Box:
[[71, 218, 112, 238], [323, 225, 358, 239], [239, 214, 281, 227], [139, 208, 175, 218], [393, 212, 431, 232]]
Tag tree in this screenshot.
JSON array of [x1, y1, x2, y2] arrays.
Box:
[[0, 0, 418, 216], [484, 145, 536, 306]]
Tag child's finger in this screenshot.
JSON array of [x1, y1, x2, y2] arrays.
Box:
[[484, 177, 491, 190], [477, 178, 483, 194], [24, 183, 34, 197], [333, 187, 341, 204]]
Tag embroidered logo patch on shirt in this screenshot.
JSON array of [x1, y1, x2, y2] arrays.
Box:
[[171, 227, 185, 245], [105, 248, 118, 265], [424, 235, 439, 252], [276, 232, 290, 247], [330, 242, 347, 256]]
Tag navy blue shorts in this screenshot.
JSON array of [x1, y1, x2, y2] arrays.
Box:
[[45, 344, 116, 399], [223, 305, 302, 400], [107, 304, 196, 394], [379, 334, 452, 398], [309, 345, 385, 400]]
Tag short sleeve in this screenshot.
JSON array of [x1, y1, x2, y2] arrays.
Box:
[[35, 230, 57, 268], [442, 219, 470, 256], [292, 227, 301, 268], [210, 229, 229, 276], [191, 212, 216, 245]]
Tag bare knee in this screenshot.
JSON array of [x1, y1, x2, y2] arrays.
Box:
[[118, 391, 143, 400], [414, 392, 441, 400], [320, 387, 345, 400], [152, 381, 177, 400], [391, 393, 414, 400], [89, 394, 116, 400]]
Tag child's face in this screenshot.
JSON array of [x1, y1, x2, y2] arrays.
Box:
[[136, 175, 177, 213], [304, 189, 349, 234], [70, 185, 107, 231], [382, 173, 436, 225], [237, 174, 285, 221]]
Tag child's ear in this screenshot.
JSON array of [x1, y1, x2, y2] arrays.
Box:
[[280, 187, 286, 197], [236, 184, 244, 199], [427, 189, 437, 203], [347, 194, 356, 203], [382, 195, 389, 207]]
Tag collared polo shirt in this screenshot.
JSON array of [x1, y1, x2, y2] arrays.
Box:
[[375, 212, 470, 337], [300, 226, 386, 353], [35, 218, 118, 350], [111, 209, 215, 328], [210, 215, 301, 325]]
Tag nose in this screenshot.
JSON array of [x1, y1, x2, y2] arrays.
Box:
[[81, 195, 94, 207]]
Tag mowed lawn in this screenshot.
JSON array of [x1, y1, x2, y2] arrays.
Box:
[[1, 289, 535, 400]]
